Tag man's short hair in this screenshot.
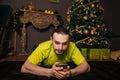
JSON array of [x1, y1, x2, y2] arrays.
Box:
[[51, 25, 69, 37]]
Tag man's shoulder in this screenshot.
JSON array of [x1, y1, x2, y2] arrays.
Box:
[[38, 40, 52, 49], [69, 41, 76, 46], [40, 40, 51, 45]]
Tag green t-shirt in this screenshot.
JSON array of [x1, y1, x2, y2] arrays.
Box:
[[28, 40, 85, 68]]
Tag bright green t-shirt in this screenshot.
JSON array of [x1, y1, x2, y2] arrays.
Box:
[[28, 40, 85, 68]]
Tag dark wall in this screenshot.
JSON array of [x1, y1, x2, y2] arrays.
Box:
[[101, 0, 120, 51], [0, 0, 120, 54], [0, 0, 73, 54]]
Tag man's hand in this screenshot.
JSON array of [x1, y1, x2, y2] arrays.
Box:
[[51, 62, 71, 79]]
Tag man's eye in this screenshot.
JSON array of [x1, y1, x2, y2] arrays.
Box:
[[55, 41, 60, 44], [63, 43, 67, 45]]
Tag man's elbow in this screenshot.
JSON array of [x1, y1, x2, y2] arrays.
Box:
[[20, 66, 26, 73], [86, 64, 90, 72]]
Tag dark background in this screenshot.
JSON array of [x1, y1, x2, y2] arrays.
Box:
[[0, 0, 120, 54]]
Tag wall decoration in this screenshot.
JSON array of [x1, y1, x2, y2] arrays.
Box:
[[12, 2, 63, 55], [13, 2, 63, 36]]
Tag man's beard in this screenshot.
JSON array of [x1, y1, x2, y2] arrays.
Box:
[[55, 49, 64, 55]]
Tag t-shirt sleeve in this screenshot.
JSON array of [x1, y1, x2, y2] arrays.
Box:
[[27, 44, 44, 65], [71, 45, 85, 65]]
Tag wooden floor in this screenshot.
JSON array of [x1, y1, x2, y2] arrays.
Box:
[[0, 54, 114, 63], [0, 55, 29, 62]]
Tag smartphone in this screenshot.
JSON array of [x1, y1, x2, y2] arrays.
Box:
[[57, 64, 68, 69]]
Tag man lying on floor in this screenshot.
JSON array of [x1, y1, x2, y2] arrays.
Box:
[[21, 25, 90, 80]]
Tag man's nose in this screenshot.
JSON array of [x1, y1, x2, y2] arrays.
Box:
[[59, 44, 63, 50]]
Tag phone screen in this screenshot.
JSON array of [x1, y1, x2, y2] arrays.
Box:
[[57, 64, 68, 69]]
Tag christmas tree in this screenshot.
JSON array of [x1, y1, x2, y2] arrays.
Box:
[[67, 0, 110, 49]]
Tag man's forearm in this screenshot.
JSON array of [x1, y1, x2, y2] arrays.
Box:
[[21, 66, 52, 77], [70, 61, 90, 77], [21, 60, 53, 77]]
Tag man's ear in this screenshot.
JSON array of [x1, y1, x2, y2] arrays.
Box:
[[50, 36, 52, 40]]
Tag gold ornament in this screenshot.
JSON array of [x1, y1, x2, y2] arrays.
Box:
[[90, 13, 94, 17], [47, 11, 51, 14], [51, 11, 54, 14], [88, 26, 91, 29], [83, 29, 89, 34], [91, 28, 97, 35], [83, 16, 88, 20], [44, 10, 54, 14], [79, 0, 84, 2], [91, 4, 95, 8], [44, 10, 48, 14], [91, 30, 95, 35], [79, 0, 84, 4], [97, 25, 100, 28], [67, 15, 71, 22]]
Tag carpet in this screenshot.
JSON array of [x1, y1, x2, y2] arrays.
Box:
[[0, 61, 120, 80]]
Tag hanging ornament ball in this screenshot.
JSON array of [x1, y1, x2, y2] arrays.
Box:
[[83, 29, 89, 35], [79, 0, 84, 2], [97, 25, 100, 28], [104, 28, 107, 32], [90, 13, 94, 17], [88, 26, 91, 29], [83, 16, 88, 20], [67, 15, 71, 22], [105, 40, 108, 44], [90, 43, 93, 46], [91, 4, 95, 8], [91, 30, 94, 35]]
